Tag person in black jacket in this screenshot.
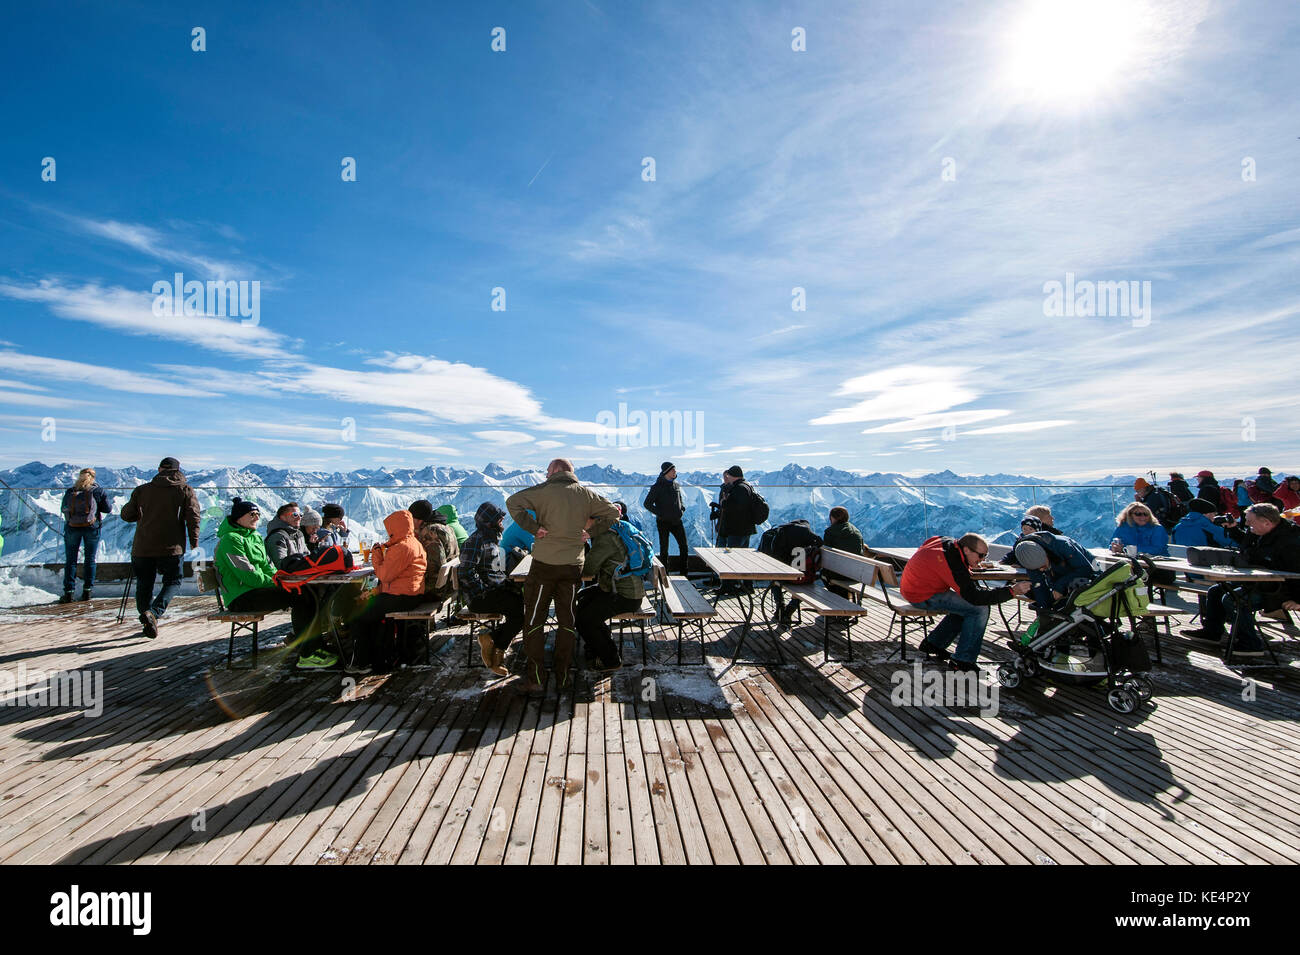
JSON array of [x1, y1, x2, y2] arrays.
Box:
[[1167, 472, 1193, 503], [1182, 504, 1300, 656], [60, 467, 114, 602], [714, 466, 757, 546], [643, 461, 688, 575], [1195, 470, 1222, 507], [712, 466, 760, 597]]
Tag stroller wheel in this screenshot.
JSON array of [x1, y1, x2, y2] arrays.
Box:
[[1127, 675, 1154, 702], [1022, 656, 1040, 678], [997, 664, 1021, 689], [1107, 686, 1138, 714]]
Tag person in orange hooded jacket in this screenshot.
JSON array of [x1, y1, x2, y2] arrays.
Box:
[[351, 510, 427, 672]]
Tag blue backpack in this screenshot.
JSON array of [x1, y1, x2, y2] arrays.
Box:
[[611, 520, 655, 580]]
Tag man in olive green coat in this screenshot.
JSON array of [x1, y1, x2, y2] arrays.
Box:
[[507, 459, 621, 691], [576, 522, 647, 671]]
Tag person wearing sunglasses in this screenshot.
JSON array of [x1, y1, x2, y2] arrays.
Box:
[[899, 533, 1030, 672], [265, 501, 309, 569]]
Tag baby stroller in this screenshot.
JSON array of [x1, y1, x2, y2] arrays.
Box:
[[996, 549, 1154, 714]]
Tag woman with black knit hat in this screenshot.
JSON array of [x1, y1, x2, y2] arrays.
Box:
[[214, 497, 329, 667], [643, 462, 689, 575]]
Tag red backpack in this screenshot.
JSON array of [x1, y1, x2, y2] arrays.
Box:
[[273, 545, 355, 593], [1220, 486, 1241, 516]]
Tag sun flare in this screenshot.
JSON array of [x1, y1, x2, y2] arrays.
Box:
[[1002, 0, 1150, 103]]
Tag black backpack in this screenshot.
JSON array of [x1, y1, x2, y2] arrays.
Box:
[[746, 484, 770, 525], [1145, 487, 1183, 528], [66, 489, 98, 527]]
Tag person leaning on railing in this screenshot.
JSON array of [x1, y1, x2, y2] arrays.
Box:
[[59, 467, 113, 602], [1181, 504, 1300, 657]]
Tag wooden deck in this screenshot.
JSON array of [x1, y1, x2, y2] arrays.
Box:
[[2, 588, 1299, 865]]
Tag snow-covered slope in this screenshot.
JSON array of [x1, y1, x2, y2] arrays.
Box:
[[0, 460, 1137, 571]]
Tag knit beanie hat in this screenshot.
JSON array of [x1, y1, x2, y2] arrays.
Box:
[[322, 503, 345, 520], [229, 497, 259, 521], [724, 465, 743, 479], [660, 461, 675, 476], [409, 499, 435, 523], [159, 457, 180, 471], [1019, 515, 1044, 532], [1133, 478, 1150, 491], [300, 506, 322, 528]]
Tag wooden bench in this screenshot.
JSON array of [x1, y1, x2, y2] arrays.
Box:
[[198, 566, 273, 670], [783, 546, 874, 663], [385, 600, 445, 665], [856, 555, 945, 661], [610, 595, 658, 664], [457, 609, 506, 669], [662, 575, 718, 665]]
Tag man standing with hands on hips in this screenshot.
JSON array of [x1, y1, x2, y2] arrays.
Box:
[[507, 459, 621, 693]]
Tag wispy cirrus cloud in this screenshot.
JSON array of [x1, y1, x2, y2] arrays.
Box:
[[0, 351, 219, 397], [66, 214, 249, 280], [0, 280, 286, 359]]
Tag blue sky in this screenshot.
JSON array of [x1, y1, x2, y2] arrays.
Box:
[[1, 0, 1297, 479]]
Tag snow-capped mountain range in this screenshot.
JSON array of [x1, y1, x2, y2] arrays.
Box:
[[1, 460, 1146, 567]]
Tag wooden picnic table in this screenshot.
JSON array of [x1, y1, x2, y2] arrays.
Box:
[[509, 552, 667, 586], [295, 566, 374, 665], [695, 547, 805, 663]]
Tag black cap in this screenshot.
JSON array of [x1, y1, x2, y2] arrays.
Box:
[[159, 457, 180, 471], [724, 465, 743, 479], [409, 499, 434, 523], [1188, 498, 1217, 515], [229, 497, 259, 521], [660, 461, 675, 475], [614, 500, 628, 520], [1259, 467, 1272, 474], [322, 503, 345, 520]]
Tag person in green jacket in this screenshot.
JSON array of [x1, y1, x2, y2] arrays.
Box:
[[435, 504, 469, 546], [575, 521, 647, 672], [822, 506, 865, 599], [214, 498, 331, 667]]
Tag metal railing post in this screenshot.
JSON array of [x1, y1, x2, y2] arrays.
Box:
[[921, 487, 930, 538]]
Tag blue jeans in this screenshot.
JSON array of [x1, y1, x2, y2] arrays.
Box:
[[718, 535, 751, 548], [63, 524, 101, 593], [133, 555, 184, 618], [915, 590, 991, 664]]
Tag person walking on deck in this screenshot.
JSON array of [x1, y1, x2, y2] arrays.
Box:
[[120, 457, 201, 638], [59, 467, 113, 602], [506, 459, 621, 693]]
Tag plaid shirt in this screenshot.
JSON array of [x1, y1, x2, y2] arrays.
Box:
[[459, 529, 507, 599]]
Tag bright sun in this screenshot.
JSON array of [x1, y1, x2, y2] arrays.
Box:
[[1002, 0, 1149, 103]]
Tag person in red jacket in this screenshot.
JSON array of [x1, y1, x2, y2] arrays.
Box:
[[900, 534, 1030, 671]]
